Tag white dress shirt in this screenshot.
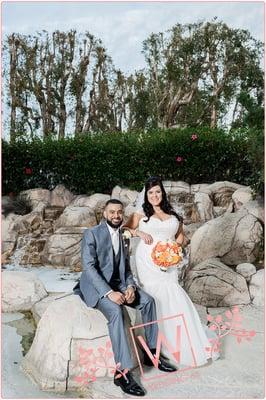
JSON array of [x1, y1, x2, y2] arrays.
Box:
[[106, 223, 120, 255]]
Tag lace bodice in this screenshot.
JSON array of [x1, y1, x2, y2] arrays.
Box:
[[138, 215, 179, 242]]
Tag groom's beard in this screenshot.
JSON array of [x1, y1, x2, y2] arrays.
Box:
[[106, 219, 123, 229]]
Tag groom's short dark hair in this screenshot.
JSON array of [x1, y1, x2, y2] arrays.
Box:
[[105, 199, 123, 208]]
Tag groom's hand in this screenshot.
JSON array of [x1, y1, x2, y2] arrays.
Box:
[[107, 291, 125, 305], [124, 287, 135, 304]]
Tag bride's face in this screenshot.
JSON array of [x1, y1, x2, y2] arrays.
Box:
[[147, 185, 162, 207]]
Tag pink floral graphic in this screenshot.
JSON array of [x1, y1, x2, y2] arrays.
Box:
[[175, 156, 184, 163], [205, 306, 256, 356], [191, 134, 198, 141], [74, 340, 126, 386], [74, 307, 257, 388]]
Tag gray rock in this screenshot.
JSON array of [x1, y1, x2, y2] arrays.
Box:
[[2, 271, 48, 312], [50, 185, 74, 208], [242, 199, 264, 224], [194, 192, 214, 222], [236, 263, 257, 281], [184, 258, 251, 307], [21, 295, 139, 392], [42, 234, 83, 270], [163, 180, 190, 194], [183, 222, 204, 240], [55, 206, 97, 228], [213, 206, 227, 218], [207, 181, 245, 207], [111, 186, 138, 206], [31, 293, 65, 324], [249, 270, 264, 306], [20, 189, 51, 208], [190, 207, 263, 266], [2, 213, 18, 261], [232, 187, 253, 211]]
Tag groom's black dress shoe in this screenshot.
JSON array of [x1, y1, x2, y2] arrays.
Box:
[[114, 371, 145, 396], [143, 352, 177, 372]]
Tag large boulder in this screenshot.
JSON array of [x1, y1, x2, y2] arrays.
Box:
[[236, 263, 257, 282], [1, 213, 19, 262], [190, 207, 263, 266], [20, 189, 51, 208], [242, 199, 264, 224], [15, 236, 47, 265], [232, 187, 253, 211], [31, 293, 64, 324], [184, 258, 251, 307], [71, 194, 110, 222], [213, 206, 227, 218], [183, 222, 204, 241], [55, 206, 97, 229], [42, 230, 84, 270], [207, 181, 245, 207], [163, 180, 190, 195], [11, 212, 43, 235], [194, 192, 214, 222], [50, 184, 74, 208], [190, 183, 211, 195], [249, 270, 264, 306], [21, 295, 140, 392], [124, 204, 138, 219], [2, 271, 48, 312], [111, 186, 139, 206]]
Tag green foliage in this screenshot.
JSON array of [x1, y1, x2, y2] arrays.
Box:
[[2, 127, 263, 196]]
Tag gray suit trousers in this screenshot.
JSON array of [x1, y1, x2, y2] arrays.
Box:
[[96, 288, 158, 370]]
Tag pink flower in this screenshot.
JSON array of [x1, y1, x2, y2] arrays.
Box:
[[191, 134, 198, 141], [175, 156, 184, 163], [24, 167, 33, 175]]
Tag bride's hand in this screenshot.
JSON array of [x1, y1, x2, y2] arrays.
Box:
[[137, 230, 153, 244]]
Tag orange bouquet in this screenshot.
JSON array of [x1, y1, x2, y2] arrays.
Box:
[[151, 241, 183, 272]]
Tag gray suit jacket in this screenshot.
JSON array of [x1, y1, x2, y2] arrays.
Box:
[[79, 221, 135, 307]]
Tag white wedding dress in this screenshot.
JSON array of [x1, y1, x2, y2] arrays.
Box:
[[135, 215, 219, 368]]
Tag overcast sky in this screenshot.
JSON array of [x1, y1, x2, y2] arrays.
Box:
[[2, 1, 265, 74]]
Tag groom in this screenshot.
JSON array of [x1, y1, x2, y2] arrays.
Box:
[[76, 199, 176, 396]]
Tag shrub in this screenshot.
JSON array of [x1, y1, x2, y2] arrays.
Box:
[[2, 127, 263, 196]]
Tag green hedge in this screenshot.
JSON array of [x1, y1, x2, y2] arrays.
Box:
[[2, 127, 264, 196]]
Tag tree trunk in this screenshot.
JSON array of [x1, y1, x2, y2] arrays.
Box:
[[8, 35, 18, 141]]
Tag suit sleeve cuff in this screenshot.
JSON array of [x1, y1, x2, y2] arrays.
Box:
[[102, 289, 114, 299], [127, 285, 136, 291]]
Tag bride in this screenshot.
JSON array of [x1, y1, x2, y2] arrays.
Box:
[[123, 176, 219, 368]]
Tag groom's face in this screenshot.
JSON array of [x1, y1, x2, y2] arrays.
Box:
[[104, 203, 124, 229]]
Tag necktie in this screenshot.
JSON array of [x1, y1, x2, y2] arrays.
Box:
[[112, 229, 120, 255]]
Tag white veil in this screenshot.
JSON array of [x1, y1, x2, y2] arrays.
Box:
[[134, 186, 145, 213]]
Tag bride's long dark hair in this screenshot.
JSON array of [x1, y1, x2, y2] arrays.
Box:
[[142, 176, 183, 223]]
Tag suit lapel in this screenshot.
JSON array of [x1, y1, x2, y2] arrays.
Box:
[[119, 231, 125, 279]]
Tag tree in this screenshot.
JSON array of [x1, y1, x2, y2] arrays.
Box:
[[3, 21, 263, 139], [141, 20, 264, 129]]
